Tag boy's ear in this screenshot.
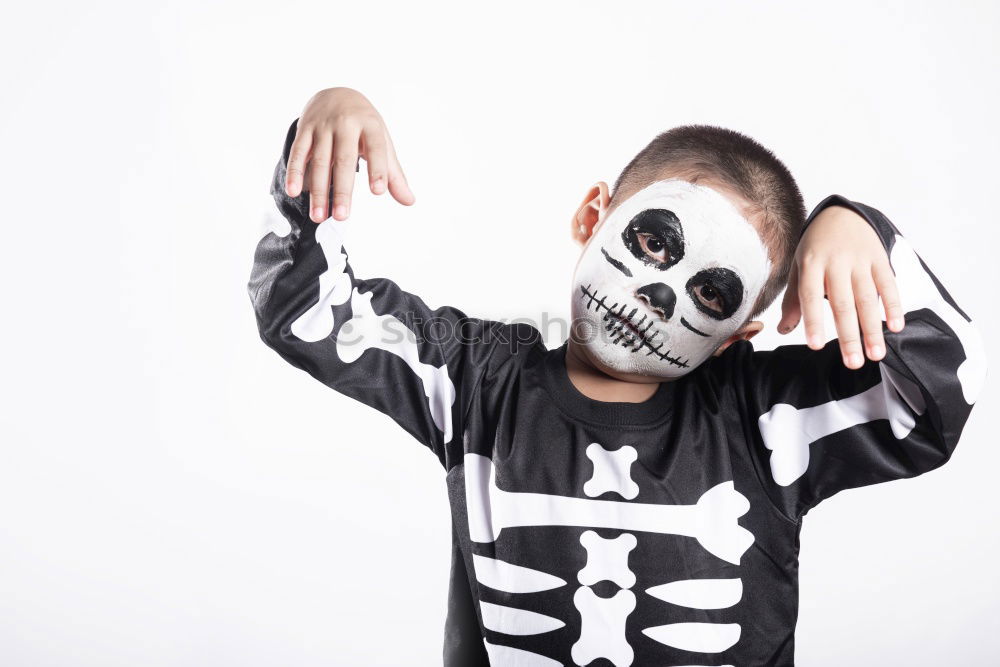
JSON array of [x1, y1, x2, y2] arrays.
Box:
[[571, 182, 611, 246], [713, 320, 764, 357]]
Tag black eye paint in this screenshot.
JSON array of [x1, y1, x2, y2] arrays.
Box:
[[680, 317, 709, 337], [622, 209, 685, 270], [686, 267, 743, 320], [601, 247, 633, 277]]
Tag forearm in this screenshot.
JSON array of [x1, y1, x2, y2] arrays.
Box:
[[249, 116, 515, 465], [744, 196, 986, 518]]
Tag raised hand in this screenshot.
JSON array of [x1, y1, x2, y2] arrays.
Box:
[[776, 205, 905, 369], [284, 87, 415, 222]]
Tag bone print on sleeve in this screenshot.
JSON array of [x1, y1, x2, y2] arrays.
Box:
[[248, 118, 529, 468], [735, 195, 987, 520]]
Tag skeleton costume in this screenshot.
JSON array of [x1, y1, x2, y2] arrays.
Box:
[[248, 119, 986, 666]]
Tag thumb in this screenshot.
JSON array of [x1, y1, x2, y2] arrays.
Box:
[[777, 263, 801, 334]]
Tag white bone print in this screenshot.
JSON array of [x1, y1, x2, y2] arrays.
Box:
[[465, 448, 755, 663], [889, 234, 986, 404], [480, 601, 565, 636], [260, 205, 291, 239], [472, 554, 566, 594], [290, 218, 354, 342], [284, 217, 456, 443], [760, 362, 925, 486], [483, 640, 562, 666], [571, 587, 636, 667], [757, 233, 985, 486], [464, 454, 754, 565], [642, 622, 741, 653], [338, 288, 455, 443], [577, 531, 637, 589], [584, 443, 639, 499], [646, 578, 743, 609]]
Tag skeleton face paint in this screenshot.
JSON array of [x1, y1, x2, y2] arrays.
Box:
[[571, 179, 771, 379]]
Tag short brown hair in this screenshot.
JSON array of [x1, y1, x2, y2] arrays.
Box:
[[609, 125, 807, 321]]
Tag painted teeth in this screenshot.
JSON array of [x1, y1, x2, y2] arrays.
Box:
[[578, 286, 689, 368]]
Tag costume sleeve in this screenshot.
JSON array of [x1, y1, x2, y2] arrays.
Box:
[[735, 195, 988, 521], [248, 118, 524, 469]]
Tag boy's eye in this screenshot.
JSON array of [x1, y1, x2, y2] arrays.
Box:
[[686, 268, 743, 320], [638, 233, 669, 262], [694, 283, 723, 313], [621, 208, 685, 270]]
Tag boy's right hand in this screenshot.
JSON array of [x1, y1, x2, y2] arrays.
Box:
[[285, 87, 415, 222]]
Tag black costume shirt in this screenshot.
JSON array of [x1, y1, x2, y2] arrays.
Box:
[[248, 119, 985, 666]]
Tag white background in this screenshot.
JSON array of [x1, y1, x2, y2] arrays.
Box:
[[1, 1, 997, 665]]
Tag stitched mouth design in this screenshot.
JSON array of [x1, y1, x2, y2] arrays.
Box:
[[580, 284, 690, 368]]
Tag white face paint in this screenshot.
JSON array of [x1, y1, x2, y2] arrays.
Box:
[[571, 179, 771, 379]]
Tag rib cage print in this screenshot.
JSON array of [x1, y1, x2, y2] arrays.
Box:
[[466, 444, 753, 666]]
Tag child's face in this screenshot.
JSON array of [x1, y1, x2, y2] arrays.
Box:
[[571, 179, 771, 379]]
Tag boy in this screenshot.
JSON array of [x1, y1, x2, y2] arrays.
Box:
[[248, 88, 986, 666]]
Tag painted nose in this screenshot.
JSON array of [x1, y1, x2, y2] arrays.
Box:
[[636, 282, 676, 320]]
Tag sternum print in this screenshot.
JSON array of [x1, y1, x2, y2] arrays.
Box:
[[572, 530, 638, 666], [572, 443, 641, 666]]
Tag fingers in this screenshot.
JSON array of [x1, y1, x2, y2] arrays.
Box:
[[827, 264, 864, 369], [873, 258, 905, 332], [385, 138, 416, 206], [286, 129, 313, 198], [331, 124, 362, 220], [361, 121, 389, 195], [853, 267, 885, 362], [798, 255, 827, 350], [308, 133, 334, 222], [777, 264, 801, 334], [295, 98, 415, 220]]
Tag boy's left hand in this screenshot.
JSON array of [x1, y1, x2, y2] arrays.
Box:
[[777, 205, 905, 369]]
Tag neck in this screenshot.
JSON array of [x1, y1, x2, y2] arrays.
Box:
[[565, 340, 671, 403]]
